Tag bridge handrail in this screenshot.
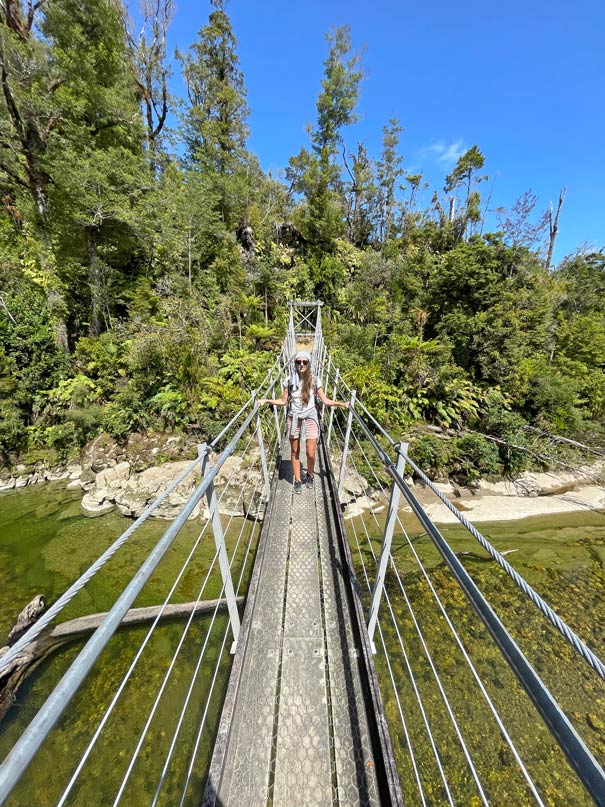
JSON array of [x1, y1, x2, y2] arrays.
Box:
[[0, 397, 266, 803], [326, 377, 605, 804], [0, 352, 291, 675], [0, 455, 201, 672], [322, 360, 605, 683]]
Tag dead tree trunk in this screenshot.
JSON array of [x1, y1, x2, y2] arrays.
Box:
[[0, 596, 243, 722], [545, 187, 566, 270]]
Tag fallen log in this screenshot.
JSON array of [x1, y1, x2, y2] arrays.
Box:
[[0, 596, 244, 722]]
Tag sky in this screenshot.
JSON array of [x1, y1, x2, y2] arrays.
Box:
[[133, 0, 604, 264]]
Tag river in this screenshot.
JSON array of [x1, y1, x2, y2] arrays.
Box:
[[1, 484, 604, 805]]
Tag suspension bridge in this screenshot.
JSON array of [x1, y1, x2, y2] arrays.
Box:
[[1, 301, 604, 806]]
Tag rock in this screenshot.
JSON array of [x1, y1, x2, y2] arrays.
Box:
[[343, 496, 378, 519], [0, 478, 16, 492], [114, 461, 202, 520], [67, 479, 83, 490], [15, 476, 28, 489], [95, 462, 131, 493], [15, 464, 26, 473], [81, 494, 115, 516], [215, 456, 243, 487], [45, 469, 70, 482]]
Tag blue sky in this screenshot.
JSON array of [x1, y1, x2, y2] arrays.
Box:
[[134, 0, 604, 263]]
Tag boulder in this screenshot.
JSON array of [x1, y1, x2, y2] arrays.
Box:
[[15, 476, 28, 489], [115, 461, 202, 520], [0, 478, 16, 492], [81, 494, 115, 516]]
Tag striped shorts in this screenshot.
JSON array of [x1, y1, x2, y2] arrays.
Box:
[[286, 416, 319, 441]]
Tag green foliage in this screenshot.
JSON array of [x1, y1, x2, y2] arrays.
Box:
[[0, 6, 602, 482], [148, 385, 187, 429], [409, 434, 452, 479], [453, 433, 501, 483]]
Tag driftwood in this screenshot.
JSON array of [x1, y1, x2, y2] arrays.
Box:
[[522, 425, 605, 457], [0, 596, 243, 722]]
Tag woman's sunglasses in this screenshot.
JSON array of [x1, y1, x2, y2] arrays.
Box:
[[295, 360, 309, 366]]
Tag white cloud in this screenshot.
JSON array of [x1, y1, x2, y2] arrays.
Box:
[[423, 139, 466, 167]]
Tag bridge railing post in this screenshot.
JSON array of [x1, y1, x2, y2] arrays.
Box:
[[367, 442, 408, 654], [337, 389, 357, 501], [253, 394, 271, 500], [327, 368, 340, 448], [269, 371, 281, 441], [323, 354, 332, 416], [198, 444, 241, 654]]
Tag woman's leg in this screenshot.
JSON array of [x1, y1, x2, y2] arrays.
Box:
[[290, 437, 301, 482], [306, 438, 317, 477]]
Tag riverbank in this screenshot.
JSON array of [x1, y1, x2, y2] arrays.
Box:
[[1, 438, 604, 525], [414, 465, 605, 525]]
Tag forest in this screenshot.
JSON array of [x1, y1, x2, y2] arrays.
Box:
[[1, 0, 604, 483]]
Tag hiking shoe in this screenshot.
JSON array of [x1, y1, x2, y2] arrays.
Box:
[[305, 474, 314, 489], [294, 480, 303, 494]]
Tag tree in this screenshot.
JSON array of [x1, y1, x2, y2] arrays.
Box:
[[444, 145, 487, 239], [288, 25, 363, 253], [128, 0, 174, 169], [376, 118, 404, 243], [42, 0, 148, 336], [178, 0, 250, 229], [495, 189, 549, 252], [343, 142, 377, 246], [0, 0, 69, 351], [545, 187, 566, 270]]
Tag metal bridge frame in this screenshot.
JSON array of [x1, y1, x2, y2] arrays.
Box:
[[2, 301, 605, 806]]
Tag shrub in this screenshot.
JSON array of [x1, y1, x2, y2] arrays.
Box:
[[409, 434, 452, 479], [453, 433, 501, 484]]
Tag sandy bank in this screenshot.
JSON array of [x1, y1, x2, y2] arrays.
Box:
[[413, 467, 605, 525]]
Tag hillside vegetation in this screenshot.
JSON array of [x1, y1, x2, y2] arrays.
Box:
[[1, 0, 604, 483]]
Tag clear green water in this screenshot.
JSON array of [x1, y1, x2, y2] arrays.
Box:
[[0, 484, 257, 807], [1, 485, 605, 806], [349, 507, 605, 806]]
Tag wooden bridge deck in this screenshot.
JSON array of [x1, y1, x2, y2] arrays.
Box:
[[202, 436, 401, 806]]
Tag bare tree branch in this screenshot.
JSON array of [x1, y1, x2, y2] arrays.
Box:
[[545, 186, 566, 270]]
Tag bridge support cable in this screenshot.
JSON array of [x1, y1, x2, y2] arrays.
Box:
[[164, 439, 277, 807], [324, 356, 605, 685], [326, 376, 605, 804], [175, 473, 265, 807], [323, 352, 605, 678], [56, 426, 273, 807], [367, 441, 408, 654], [111, 462, 266, 807], [327, 367, 340, 448], [337, 389, 357, 500], [341, 403, 605, 806], [330, 423, 492, 807], [335, 420, 546, 804], [0, 398, 271, 804], [0, 455, 203, 672], [200, 444, 242, 651], [333, 436, 430, 806], [404, 454, 605, 682]]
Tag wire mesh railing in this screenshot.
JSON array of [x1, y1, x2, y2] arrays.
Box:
[[319, 353, 605, 807], [0, 345, 293, 806]]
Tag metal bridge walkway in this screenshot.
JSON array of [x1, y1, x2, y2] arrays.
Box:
[[203, 436, 400, 806]]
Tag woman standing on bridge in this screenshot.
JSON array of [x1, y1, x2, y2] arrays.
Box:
[[260, 350, 349, 494]]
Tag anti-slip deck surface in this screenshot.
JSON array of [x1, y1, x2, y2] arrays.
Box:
[[202, 439, 388, 806]]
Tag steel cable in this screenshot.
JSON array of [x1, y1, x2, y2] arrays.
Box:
[[341, 424, 545, 802], [404, 454, 605, 682], [112, 459, 265, 806]]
